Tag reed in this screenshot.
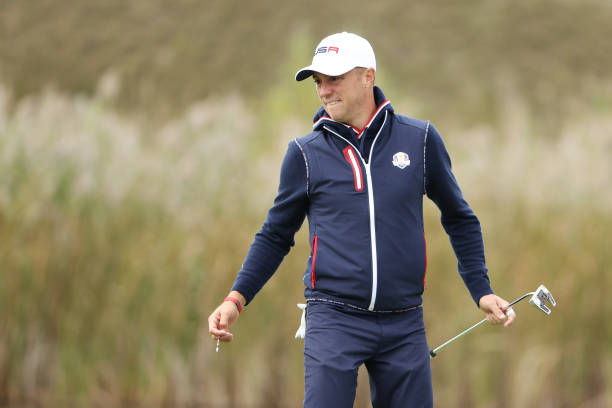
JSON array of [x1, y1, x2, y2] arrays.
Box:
[[0, 73, 610, 407]]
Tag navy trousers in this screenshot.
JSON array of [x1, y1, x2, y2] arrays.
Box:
[[303, 301, 433, 408]]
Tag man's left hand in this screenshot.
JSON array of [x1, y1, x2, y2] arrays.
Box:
[[479, 294, 516, 327]]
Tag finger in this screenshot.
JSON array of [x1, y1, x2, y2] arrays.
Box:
[[219, 310, 230, 330], [488, 309, 507, 325], [209, 330, 233, 342], [490, 314, 500, 325], [208, 311, 219, 333], [489, 306, 506, 323], [209, 328, 229, 337], [208, 310, 221, 333], [487, 313, 506, 325], [486, 313, 500, 325], [504, 308, 516, 327]]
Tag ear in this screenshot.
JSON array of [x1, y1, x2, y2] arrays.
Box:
[[362, 68, 376, 88]]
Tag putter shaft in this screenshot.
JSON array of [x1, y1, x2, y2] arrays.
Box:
[[429, 292, 533, 357]]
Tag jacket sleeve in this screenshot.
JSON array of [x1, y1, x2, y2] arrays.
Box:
[[424, 124, 494, 306], [230, 140, 309, 304]]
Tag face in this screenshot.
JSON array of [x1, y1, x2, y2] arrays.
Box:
[[313, 68, 375, 127]]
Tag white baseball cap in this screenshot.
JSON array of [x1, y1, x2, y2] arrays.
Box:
[[295, 32, 376, 81]]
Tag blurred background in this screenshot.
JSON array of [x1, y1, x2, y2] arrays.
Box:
[[1, 0, 611, 407]]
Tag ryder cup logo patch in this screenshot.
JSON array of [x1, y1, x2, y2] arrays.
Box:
[[392, 152, 411, 169]]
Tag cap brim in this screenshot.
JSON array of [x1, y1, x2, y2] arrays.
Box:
[[295, 66, 314, 82], [294, 62, 357, 82]]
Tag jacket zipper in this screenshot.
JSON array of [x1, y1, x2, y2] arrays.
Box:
[[322, 111, 388, 311]]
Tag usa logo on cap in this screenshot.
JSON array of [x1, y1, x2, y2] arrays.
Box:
[[315, 46, 340, 56], [392, 152, 410, 169]]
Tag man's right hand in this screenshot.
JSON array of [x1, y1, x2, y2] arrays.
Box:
[[208, 291, 245, 342]]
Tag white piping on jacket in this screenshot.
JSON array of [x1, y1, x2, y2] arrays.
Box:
[[322, 110, 388, 311], [293, 138, 310, 196], [423, 121, 430, 196]]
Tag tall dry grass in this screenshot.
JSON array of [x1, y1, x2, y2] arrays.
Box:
[[3, 0, 612, 125], [0, 71, 611, 408], [421, 81, 612, 408], [0, 77, 294, 407]]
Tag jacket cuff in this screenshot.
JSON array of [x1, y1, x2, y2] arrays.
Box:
[[230, 282, 255, 306], [466, 279, 494, 307]]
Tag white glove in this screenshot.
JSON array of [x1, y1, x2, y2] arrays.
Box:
[[295, 303, 307, 339]]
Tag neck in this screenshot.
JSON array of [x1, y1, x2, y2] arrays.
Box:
[[346, 90, 377, 130]]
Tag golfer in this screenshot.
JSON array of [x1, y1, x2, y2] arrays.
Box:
[[208, 31, 515, 407]]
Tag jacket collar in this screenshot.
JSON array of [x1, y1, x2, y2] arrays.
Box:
[[312, 86, 394, 140]]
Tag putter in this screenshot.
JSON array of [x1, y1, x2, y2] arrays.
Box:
[[429, 284, 556, 358]]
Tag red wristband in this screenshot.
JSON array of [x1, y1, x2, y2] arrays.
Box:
[[224, 296, 242, 313]]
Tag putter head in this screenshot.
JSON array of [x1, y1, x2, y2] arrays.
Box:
[[528, 284, 556, 315]]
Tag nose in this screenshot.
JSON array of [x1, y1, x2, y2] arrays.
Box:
[[317, 79, 332, 98]]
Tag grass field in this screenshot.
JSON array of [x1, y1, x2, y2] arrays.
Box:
[[1, 75, 611, 406], [1, 1, 612, 406]]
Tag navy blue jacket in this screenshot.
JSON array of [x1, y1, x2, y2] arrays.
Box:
[[232, 87, 493, 311]]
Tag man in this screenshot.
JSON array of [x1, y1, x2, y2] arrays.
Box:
[[208, 32, 515, 407]]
